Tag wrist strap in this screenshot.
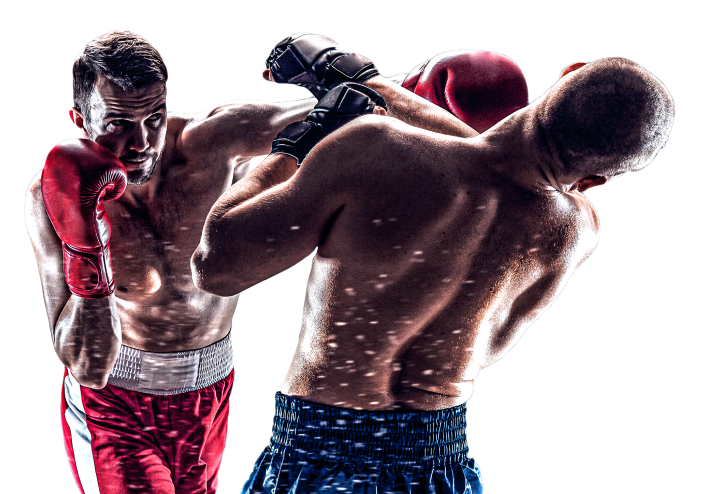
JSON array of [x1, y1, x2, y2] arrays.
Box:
[[63, 243, 115, 298]]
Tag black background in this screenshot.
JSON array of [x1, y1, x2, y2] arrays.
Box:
[[24, 12, 687, 494]]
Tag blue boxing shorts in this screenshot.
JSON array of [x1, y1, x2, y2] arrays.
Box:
[[242, 393, 482, 494]]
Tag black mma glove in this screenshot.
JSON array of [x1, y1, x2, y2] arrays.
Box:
[[266, 33, 379, 99], [271, 82, 387, 165]]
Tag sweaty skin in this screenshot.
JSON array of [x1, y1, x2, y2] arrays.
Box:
[[26, 75, 314, 388], [193, 66, 670, 412]]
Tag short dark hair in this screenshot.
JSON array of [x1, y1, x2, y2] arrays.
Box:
[[73, 31, 168, 124], [541, 58, 674, 178]]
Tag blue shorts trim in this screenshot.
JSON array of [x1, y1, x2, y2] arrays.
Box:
[[242, 393, 482, 494]]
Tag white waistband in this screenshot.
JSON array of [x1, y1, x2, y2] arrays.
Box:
[[107, 331, 233, 395]]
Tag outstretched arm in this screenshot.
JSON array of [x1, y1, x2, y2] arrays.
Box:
[[191, 84, 385, 295], [364, 76, 478, 138], [263, 33, 478, 139], [177, 98, 316, 181], [190, 152, 319, 296]]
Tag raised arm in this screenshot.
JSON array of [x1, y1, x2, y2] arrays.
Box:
[[263, 33, 478, 139], [192, 84, 386, 295], [25, 141, 125, 388], [364, 76, 478, 138], [177, 97, 316, 181]]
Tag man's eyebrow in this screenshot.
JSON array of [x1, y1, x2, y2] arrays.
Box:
[[104, 103, 167, 120], [104, 111, 132, 119]]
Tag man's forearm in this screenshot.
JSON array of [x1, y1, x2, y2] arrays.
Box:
[[216, 153, 298, 212], [365, 76, 479, 138], [192, 153, 298, 294], [54, 295, 121, 389]]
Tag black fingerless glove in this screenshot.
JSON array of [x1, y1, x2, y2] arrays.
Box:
[[266, 33, 380, 99], [271, 83, 387, 165]]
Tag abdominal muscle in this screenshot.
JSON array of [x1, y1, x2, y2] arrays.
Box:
[[114, 272, 238, 353]]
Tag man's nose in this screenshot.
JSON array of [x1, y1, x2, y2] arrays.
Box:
[[128, 124, 150, 153]]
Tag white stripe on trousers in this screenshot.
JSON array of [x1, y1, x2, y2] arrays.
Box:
[[64, 371, 101, 494]]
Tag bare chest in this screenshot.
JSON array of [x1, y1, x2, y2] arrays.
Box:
[[106, 159, 233, 303]]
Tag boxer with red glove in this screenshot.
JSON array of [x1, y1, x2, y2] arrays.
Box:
[[396, 50, 528, 133], [41, 139, 126, 298]]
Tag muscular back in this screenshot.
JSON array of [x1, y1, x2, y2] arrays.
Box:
[[281, 117, 600, 410]]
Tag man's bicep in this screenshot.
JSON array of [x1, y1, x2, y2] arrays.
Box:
[[25, 175, 71, 332], [194, 170, 338, 296], [193, 118, 376, 296], [182, 100, 314, 163]]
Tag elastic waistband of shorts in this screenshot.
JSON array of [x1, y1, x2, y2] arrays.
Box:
[[107, 331, 233, 395], [270, 392, 469, 467]]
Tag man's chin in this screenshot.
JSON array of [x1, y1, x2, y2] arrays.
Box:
[[127, 172, 152, 186], [125, 157, 159, 186]]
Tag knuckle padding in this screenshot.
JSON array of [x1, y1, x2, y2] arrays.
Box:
[[330, 54, 373, 78], [340, 89, 371, 111], [272, 48, 309, 82], [276, 121, 316, 142], [291, 35, 337, 65]]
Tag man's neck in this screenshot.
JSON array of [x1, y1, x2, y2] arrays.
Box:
[[121, 161, 163, 207], [475, 108, 571, 193]]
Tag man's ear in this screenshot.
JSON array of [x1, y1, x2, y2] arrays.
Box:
[[575, 175, 607, 192], [560, 62, 588, 79], [69, 108, 90, 138]]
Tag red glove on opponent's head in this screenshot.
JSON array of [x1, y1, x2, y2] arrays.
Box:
[[402, 51, 528, 133]]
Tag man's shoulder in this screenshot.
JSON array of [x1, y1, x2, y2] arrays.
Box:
[[302, 115, 406, 177], [165, 103, 265, 160], [25, 171, 43, 213], [529, 189, 601, 266], [167, 110, 194, 140], [25, 170, 55, 246], [324, 114, 438, 161]]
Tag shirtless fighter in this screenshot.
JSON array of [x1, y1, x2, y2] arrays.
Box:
[[25, 31, 314, 493], [191, 34, 674, 493]]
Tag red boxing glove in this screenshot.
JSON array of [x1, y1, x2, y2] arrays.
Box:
[[41, 139, 127, 298], [401, 51, 528, 133], [560, 62, 587, 79]]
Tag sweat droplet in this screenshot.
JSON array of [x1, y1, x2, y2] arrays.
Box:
[[290, 225, 300, 230]]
